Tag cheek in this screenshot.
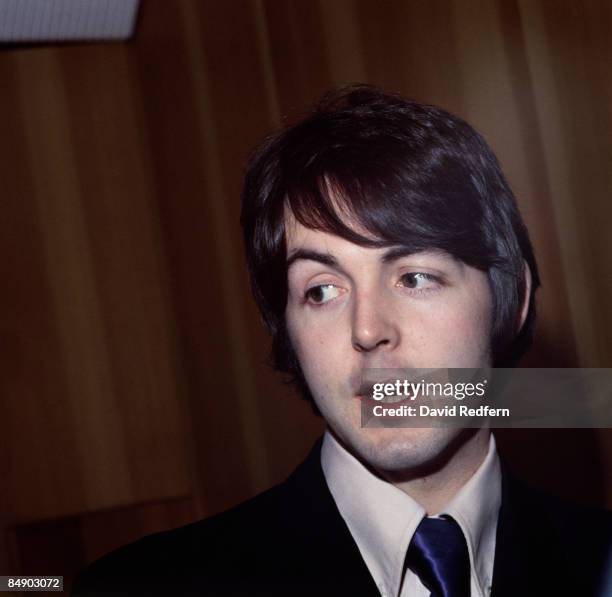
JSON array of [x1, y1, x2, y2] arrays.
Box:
[[286, 308, 319, 355], [286, 307, 325, 366], [285, 307, 349, 382], [409, 285, 493, 364], [442, 293, 492, 358]]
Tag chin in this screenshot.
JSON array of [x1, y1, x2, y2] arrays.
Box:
[[333, 423, 464, 475]]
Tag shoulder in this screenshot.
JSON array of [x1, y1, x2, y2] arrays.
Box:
[[508, 471, 612, 547], [72, 440, 336, 596], [536, 486, 612, 575], [494, 463, 612, 596], [72, 481, 291, 596]]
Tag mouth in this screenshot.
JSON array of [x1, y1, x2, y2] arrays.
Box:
[[354, 378, 412, 403]]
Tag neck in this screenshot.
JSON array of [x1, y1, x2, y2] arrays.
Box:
[[380, 428, 491, 515]]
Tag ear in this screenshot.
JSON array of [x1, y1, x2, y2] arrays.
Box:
[[517, 260, 532, 333]]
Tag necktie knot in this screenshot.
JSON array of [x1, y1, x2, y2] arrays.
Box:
[[406, 516, 470, 597]]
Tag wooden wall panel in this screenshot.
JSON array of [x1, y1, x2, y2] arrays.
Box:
[[132, 0, 260, 516], [13, 48, 119, 520], [519, 0, 612, 367], [0, 51, 88, 573], [262, 0, 332, 121], [180, 0, 271, 496], [2, 41, 192, 525]]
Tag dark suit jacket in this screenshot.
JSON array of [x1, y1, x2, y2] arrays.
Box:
[[73, 439, 612, 596]]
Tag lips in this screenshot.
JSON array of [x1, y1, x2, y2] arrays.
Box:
[[355, 378, 410, 403], [352, 368, 450, 402]]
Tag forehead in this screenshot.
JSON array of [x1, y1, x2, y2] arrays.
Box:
[[284, 210, 462, 271], [284, 203, 377, 249]]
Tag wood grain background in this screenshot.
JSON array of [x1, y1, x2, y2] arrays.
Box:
[[1, 0, 611, 588]]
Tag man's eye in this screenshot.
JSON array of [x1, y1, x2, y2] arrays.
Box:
[[304, 284, 342, 304], [398, 272, 437, 290]]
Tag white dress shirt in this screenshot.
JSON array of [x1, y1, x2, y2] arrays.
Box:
[[321, 430, 501, 597]]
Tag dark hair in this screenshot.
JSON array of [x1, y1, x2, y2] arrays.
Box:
[[241, 85, 540, 404]]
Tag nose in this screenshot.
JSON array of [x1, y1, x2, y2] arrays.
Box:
[[351, 290, 400, 353]]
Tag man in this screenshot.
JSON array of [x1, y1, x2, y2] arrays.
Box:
[[73, 86, 611, 596]]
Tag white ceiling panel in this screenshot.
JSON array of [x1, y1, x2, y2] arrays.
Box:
[[0, 0, 140, 42]]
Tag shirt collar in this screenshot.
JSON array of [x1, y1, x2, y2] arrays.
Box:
[[321, 430, 501, 597]]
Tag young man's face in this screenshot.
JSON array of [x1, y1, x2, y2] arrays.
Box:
[[284, 212, 494, 473]]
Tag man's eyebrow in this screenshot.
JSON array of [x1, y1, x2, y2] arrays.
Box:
[[381, 245, 454, 263], [286, 249, 339, 269], [381, 246, 426, 263]]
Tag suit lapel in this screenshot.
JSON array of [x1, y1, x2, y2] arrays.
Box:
[[279, 439, 381, 595], [491, 463, 579, 597]]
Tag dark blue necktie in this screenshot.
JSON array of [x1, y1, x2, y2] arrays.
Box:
[[406, 516, 470, 597]]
